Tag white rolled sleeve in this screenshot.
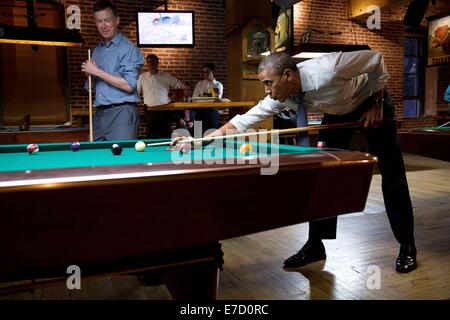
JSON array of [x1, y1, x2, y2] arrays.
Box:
[[229, 95, 298, 132]]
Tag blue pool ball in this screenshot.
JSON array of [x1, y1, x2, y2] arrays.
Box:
[[111, 143, 123, 155], [70, 141, 80, 151]]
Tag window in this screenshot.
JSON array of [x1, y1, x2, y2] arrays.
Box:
[[403, 37, 424, 118]]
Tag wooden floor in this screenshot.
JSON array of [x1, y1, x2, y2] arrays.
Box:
[[2, 154, 449, 300]]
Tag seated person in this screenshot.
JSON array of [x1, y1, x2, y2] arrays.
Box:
[[192, 63, 224, 133], [137, 54, 185, 139], [181, 84, 194, 133]]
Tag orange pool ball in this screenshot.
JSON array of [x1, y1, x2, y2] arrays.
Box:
[[239, 143, 253, 155]]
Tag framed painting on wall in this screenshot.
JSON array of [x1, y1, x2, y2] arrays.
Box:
[[241, 19, 275, 79], [427, 14, 450, 66], [273, 5, 293, 53]]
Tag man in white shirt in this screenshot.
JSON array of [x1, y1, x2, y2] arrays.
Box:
[[138, 54, 185, 138], [173, 51, 417, 273], [192, 63, 224, 133]]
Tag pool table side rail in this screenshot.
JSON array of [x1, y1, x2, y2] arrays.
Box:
[[0, 151, 376, 191], [0, 151, 377, 282]]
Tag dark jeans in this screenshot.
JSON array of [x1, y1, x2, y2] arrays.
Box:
[[191, 109, 220, 134], [309, 91, 415, 245], [146, 110, 183, 139]]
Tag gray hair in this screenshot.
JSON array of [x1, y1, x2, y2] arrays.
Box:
[[258, 52, 298, 75]]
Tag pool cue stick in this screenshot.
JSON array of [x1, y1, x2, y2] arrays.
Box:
[[88, 49, 93, 142], [146, 119, 391, 147]]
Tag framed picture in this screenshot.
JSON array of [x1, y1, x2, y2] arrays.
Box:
[[427, 14, 450, 66], [241, 19, 275, 79], [273, 6, 293, 53]]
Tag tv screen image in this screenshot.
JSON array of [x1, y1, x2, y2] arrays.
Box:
[[137, 11, 195, 47], [427, 14, 450, 66]]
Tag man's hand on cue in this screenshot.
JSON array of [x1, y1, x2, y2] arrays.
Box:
[[169, 136, 204, 151], [81, 59, 100, 77]]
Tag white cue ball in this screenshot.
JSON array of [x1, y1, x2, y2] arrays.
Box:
[[135, 141, 146, 152]]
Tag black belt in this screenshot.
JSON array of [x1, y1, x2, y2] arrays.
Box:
[[97, 102, 137, 110]]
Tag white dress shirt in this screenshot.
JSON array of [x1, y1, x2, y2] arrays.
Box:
[[230, 50, 389, 132], [193, 79, 224, 99], [137, 71, 183, 107]]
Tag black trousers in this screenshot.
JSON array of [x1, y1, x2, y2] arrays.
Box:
[[192, 109, 220, 134], [309, 91, 415, 245], [146, 110, 183, 139]]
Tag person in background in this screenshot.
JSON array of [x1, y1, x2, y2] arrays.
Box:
[[192, 63, 224, 133], [137, 54, 186, 139], [181, 84, 194, 134], [81, 0, 144, 141]]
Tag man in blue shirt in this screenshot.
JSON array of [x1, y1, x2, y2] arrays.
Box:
[[81, 0, 144, 141]]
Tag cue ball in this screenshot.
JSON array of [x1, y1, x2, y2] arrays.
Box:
[[111, 143, 122, 155], [239, 143, 253, 155], [177, 142, 191, 154], [26, 143, 39, 155], [135, 141, 146, 152], [70, 141, 80, 151]]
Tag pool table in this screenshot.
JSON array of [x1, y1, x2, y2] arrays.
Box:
[[398, 124, 450, 162], [0, 140, 377, 299]]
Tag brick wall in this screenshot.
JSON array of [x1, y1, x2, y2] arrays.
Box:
[[66, 0, 227, 135], [293, 0, 444, 129]]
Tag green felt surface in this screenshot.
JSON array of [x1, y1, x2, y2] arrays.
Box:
[[411, 125, 450, 132], [0, 139, 319, 173]]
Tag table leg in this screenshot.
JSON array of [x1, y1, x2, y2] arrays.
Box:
[[163, 262, 220, 300]]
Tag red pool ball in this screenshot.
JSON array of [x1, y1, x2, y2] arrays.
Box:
[[317, 141, 326, 148], [26, 144, 39, 155]]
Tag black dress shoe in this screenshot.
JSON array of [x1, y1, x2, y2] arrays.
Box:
[[396, 243, 417, 273], [283, 240, 326, 268]]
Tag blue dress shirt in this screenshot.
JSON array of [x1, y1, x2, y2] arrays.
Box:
[[88, 32, 144, 107]]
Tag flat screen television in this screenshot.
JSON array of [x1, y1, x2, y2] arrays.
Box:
[[427, 14, 450, 66], [136, 11, 195, 47]]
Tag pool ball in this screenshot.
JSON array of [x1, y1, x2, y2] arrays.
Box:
[[111, 143, 122, 155], [317, 141, 326, 148], [26, 144, 39, 155], [239, 143, 253, 155], [70, 141, 81, 151], [135, 141, 146, 152], [177, 142, 191, 154]]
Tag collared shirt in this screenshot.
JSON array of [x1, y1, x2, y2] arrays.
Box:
[[87, 32, 144, 107], [137, 71, 183, 107], [192, 79, 224, 99], [230, 50, 389, 132]]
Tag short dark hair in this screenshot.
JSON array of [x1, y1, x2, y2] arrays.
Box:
[[146, 54, 159, 62], [258, 52, 298, 76], [93, 1, 118, 16], [202, 63, 215, 71]]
